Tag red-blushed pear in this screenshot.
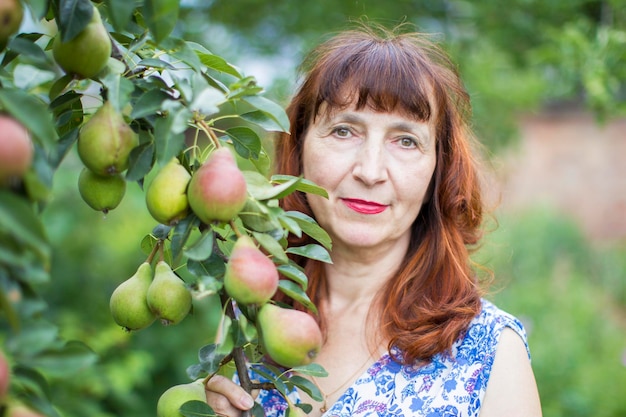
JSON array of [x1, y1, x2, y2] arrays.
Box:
[[0, 115, 33, 185], [257, 303, 323, 369], [187, 147, 247, 223], [156, 380, 206, 417], [77, 168, 126, 214], [52, 6, 111, 78], [0, 0, 23, 52], [0, 349, 10, 399], [109, 262, 156, 331], [146, 157, 191, 225], [77, 101, 139, 176], [224, 235, 279, 306], [147, 261, 192, 326]]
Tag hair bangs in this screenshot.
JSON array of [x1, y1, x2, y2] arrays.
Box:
[[312, 38, 434, 122]]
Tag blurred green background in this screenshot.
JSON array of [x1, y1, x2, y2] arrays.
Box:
[[36, 1, 626, 416]]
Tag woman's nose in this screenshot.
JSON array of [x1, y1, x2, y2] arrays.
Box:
[[352, 139, 388, 186]]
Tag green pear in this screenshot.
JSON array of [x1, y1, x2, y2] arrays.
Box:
[[187, 147, 247, 223], [146, 157, 191, 225], [52, 6, 111, 78], [147, 261, 192, 326], [109, 262, 155, 331], [224, 235, 279, 306], [0, 0, 23, 52], [78, 167, 126, 213], [5, 404, 45, 417], [257, 303, 323, 369], [77, 101, 138, 176], [0, 115, 32, 185], [156, 380, 206, 417]]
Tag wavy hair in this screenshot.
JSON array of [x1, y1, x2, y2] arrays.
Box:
[[273, 23, 486, 364]]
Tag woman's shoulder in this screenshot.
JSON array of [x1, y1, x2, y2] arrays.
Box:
[[456, 298, 530, 359]]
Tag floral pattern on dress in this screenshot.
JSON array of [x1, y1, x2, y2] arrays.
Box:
[[255, 299, 529, 417]]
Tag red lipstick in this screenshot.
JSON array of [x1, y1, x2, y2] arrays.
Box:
[[342, 198, 387, 214]]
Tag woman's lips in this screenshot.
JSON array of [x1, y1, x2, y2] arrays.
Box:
[[342, 198, 388, 214]]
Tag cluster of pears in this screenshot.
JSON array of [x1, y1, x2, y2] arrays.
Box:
[[109, 259, 192, 331], [144, 146, 248, 226], [0, 114, 33, 187], [224, 234, 323, 369], [76, 101, 138, 214]]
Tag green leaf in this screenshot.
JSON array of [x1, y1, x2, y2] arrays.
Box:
[[0, 89, 58, 151], [27, 341, 98, 378], [277, 280, 317, 314], [126, 140, 155, 182], [237, 313, 257, 343], [277, 264, 308, 290], [190, 87, 224, 116], [186, 252, 226, 280], [240, 110, 285, 132], [196, 51, 242, 78], [143, 0, 180, 44], [101, 72, 135, 112], [137, 58, 176, 70], [252, 232, 288, 264], [170, 215, 201, 262], [286, 244, 332, 264], [227, 127, 262, 160], [238, 199, 282, 234], [131, 88, 171, 119], [271, 175, 328, 198], [288, 375, 324, 401], [184, 230, 214, 261], [197, 343, 228, 374], [243, 172, 301, 201], [58, 0, 94, 42], [215, 315, 234, 355], [154, 108, 190, 166], [5, 36, 50, 67], [180, 400, 218, 417], [105, 0, 137, 32], [242, 95, 289, 133], [285, 212, 332, 250], [0, 191, 50, 264], [291, 362, 329, 377]]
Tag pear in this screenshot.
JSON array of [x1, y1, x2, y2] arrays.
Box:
[[147, 261, 192, 326], [187, 147, 247, 223], [0, 0, 23, 52], [78, 167, 126, 213], [5, 404, 45, 417], [156, 380, 206, 417], [52, 6, 111, 78], [146, 157, 191, 225], [257, 303, 323, 369], [0, 115, 33, 185], [224, 235, 279, 306], [109, 262, 155, 331], [77, 101, 139, 176]]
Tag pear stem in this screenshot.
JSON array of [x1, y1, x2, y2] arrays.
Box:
[[146, 239, 162, 265], [195, 118, 222, 149]]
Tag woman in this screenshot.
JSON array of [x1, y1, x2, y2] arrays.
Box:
[[206, 23, 542, 417]]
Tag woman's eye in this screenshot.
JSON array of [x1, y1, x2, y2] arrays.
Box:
[[332, 126, 352, 138], [399, 137, 418, 148]]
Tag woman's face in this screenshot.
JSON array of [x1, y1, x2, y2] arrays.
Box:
[[302, 103, 437, 253]]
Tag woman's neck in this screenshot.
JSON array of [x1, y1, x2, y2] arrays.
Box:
[[323, 235, 409, 309]]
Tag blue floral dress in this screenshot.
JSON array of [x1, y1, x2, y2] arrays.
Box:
[[254, 299, 529, 417]]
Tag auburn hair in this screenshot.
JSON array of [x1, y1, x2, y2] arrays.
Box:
[[273, 23, 486, 364]]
